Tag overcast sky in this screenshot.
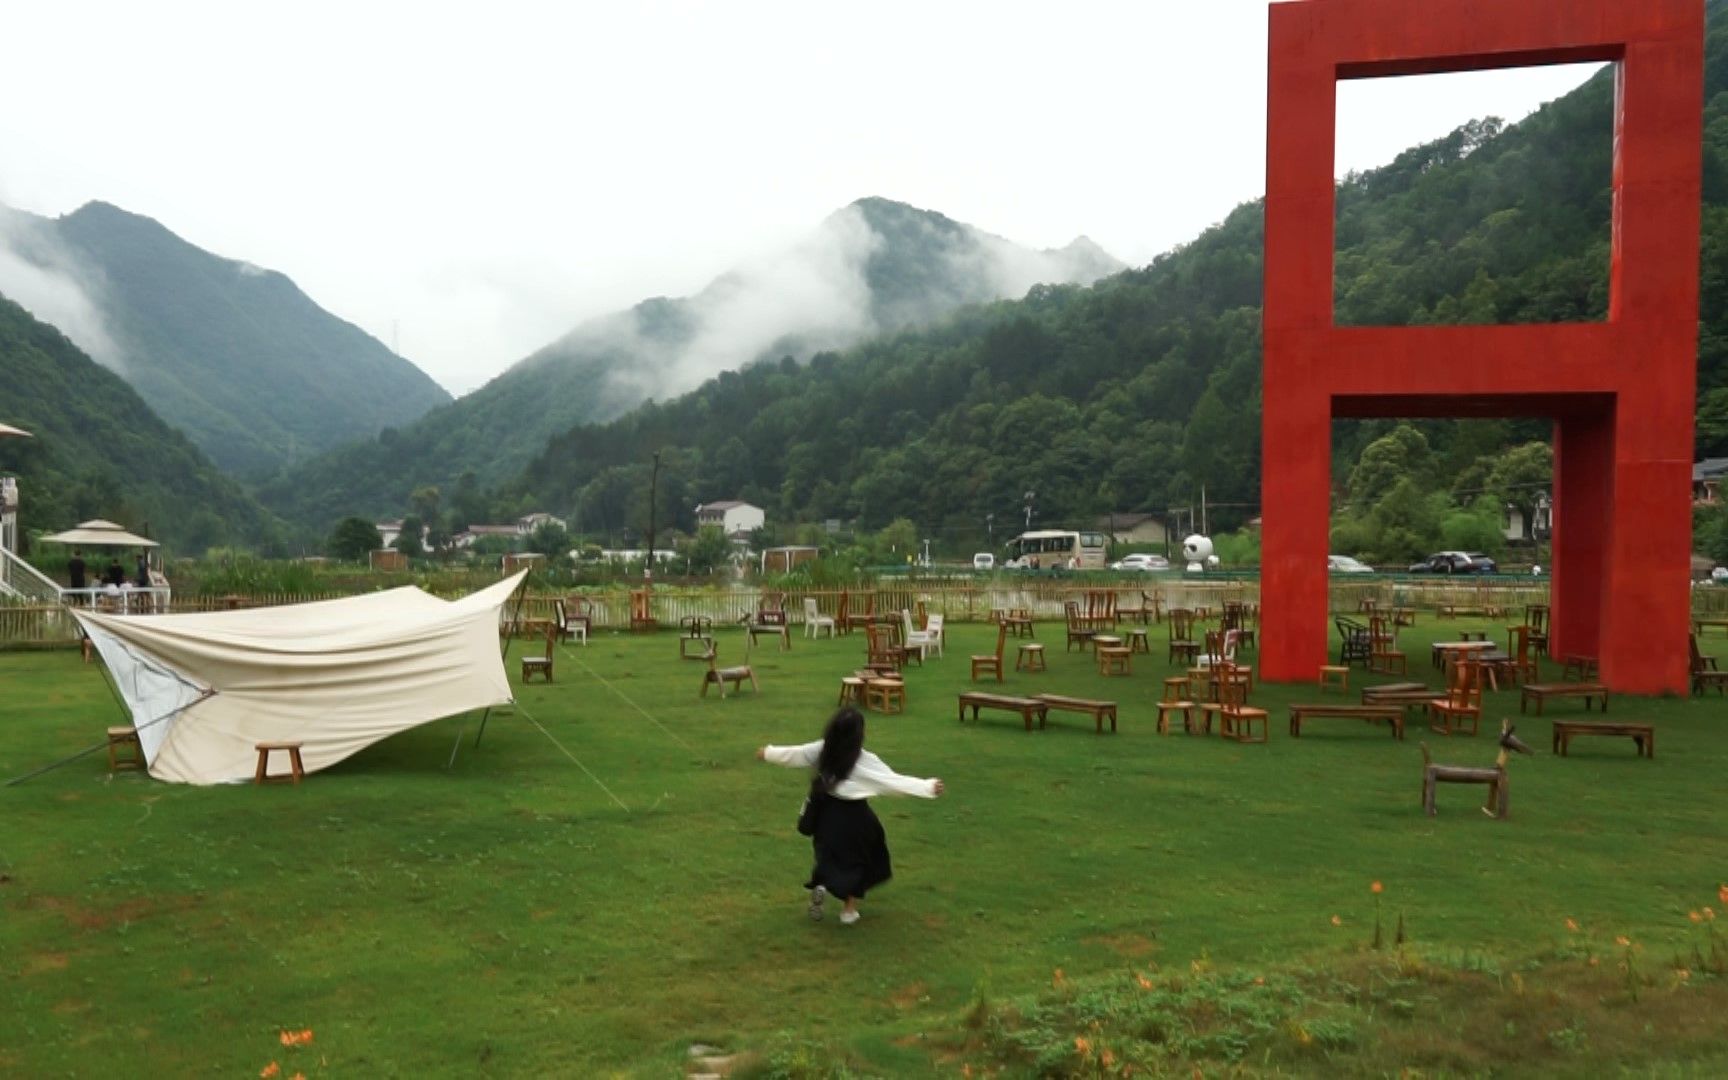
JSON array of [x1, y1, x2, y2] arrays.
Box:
[[0, 1, 1599, 395]]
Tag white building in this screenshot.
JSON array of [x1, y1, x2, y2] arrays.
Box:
[[695, 500, 765, 538]]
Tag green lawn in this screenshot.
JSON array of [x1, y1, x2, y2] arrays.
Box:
[[3, 619, 1728, 1076]]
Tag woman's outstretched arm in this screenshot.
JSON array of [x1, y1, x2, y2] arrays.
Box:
[[758, 740, 822, 768]]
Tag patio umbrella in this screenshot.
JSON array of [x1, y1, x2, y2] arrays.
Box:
[[0, 423, 33, 438], [39, 519, 159, 548]]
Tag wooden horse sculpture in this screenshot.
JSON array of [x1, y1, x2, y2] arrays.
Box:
[[1420, 719, 1533, 819]]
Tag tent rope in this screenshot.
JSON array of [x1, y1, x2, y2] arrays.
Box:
[[513, 702, 630, 812], [565, 648, 695, 753], [3, 689, 215, 788]]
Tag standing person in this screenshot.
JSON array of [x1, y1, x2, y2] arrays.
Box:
[[103, 555, 125, 588], [134, 550, 150, 588], [755, 706, 944, 925], [67, 548, 87, 591]]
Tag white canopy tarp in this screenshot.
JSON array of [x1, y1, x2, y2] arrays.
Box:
[[73, 572, 526, 785]]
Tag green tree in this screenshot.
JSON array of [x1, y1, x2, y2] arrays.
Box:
[[392, 515, 426, 558], [1348, 425, 1432, 511], [526, 521, 571, 559], [328, 517, 381, 562], [1485, 442, 1554, 537], [874, 518, 919, 563], [681, 526, 734, 575]]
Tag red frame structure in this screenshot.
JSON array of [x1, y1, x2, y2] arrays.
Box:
[[1262, 0, 1703, 694]]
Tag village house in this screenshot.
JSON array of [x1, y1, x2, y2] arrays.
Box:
[[695, 500, 765, 540]]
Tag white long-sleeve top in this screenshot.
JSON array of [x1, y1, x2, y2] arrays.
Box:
[[763, 741, 939, 800]]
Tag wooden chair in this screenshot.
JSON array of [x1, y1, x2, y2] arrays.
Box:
[[971, 622, 1008, 682], [1368, 615, 1406, 674], [1222, 602, 1256, 652], [866, 623, 907, 672], [1428, 660, 1483, 736], [522, 626, 555, 683], [803, 597, 836, 640], [1064, 601, 1099, 652], [1335, 616, 1373, 668], [1691, 633, 1728, 695], [841, 591, 876, 635], [1168, 608, 1200, 666], [1495, 624, 1538, 686], [757, 592, 788, 627], [1525, 604, 1550, 657], [1213, 676, 1268, 744], [629, 589, 656, 632], [699, 648, 758, 698]]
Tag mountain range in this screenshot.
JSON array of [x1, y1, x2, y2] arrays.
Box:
[[0, 201, 450, 476], [250, 197, 1122, 526], [0, 293, 280, 551]]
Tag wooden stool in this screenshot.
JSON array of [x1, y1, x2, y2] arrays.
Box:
[[106, 726, 144, 774], [1016, 643, 1047, 672], [865, 677, 905, 714], [1125, 627, 1150, 654], [1163, 675, 1191, 700], [1318, 665, 1349, 694], [1154, 699, 1195, 735], [254, 742, 305, 785], [1097, 646, 1132, 676], [1092, 634, 1122, 655], [837, 676, 867, 707]]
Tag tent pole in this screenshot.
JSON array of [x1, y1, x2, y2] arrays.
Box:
[[4, 689, 214, 788], [470, 707, 495, 751], [446, 714, 470, 768]]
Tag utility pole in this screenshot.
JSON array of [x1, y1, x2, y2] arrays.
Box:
[[1201, 484, 1209, 536], [644, 450, 662, 582], [1023, 490, 1035, 530]]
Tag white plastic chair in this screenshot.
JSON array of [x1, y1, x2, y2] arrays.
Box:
[[902, 609, 934, 660], [804, 597, 836, 639], [924, 613, 945, 658]]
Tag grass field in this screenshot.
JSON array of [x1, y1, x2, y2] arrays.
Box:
[[4, 617, 1728, 1076]]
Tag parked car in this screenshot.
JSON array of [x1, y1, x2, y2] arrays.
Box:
[[972, 552, 995, 571], [1328, 555, 1374, 573], [1111, 553, 1170, 572], [1408, 551, 1498, 574]]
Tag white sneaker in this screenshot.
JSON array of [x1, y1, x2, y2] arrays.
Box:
[[808, 885, 826, 921], [839, 909, 861, 925]]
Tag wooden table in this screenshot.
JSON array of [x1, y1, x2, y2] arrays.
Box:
[[1695, 618, 1728, 637], [1430, 641, 1496, 670], [1551, 720, 1654, 758]]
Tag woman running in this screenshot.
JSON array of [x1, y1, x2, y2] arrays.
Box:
[[756, 706, 944, 924]]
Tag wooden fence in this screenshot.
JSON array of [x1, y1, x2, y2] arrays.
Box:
[[6, 578, 1724, 647]]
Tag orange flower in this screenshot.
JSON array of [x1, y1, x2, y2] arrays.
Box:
[[260, 1064, 280, 1080], [1615, 935, 1631, 947], [1074, 1036, 1093, 1057], [1691, 910, 1704, 923], [1101, 1049, 1116, 1068], [1253, 976, 1266, 986], [1564, 918, 1579, 932], [1675, 968, 1692, 982], [1052, 968, 1066, 988], [1706, 908, 1717, 921], [1136, 973, 1153, 990], [1587, 955, 1600, 967], [1371, 881, 1383, 894], [1719, 884, 1728, 905], [1330, 915, 1342, 927]]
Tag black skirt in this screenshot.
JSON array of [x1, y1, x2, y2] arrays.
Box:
[[803, 793, 893, 900]]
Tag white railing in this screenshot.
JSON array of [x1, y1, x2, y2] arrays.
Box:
[[0, 546, 64, 604], [60, 586, 173, 614]]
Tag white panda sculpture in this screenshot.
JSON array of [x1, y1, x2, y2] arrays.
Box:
[[1182, 534, 1214, 573]]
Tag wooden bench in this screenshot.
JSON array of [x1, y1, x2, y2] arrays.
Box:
[[254, 742, 305, 785], [699, 655, 758, 698], [1551, 720, 1654, 759], [1288, 703, 1406, 740], [957, 692, 1048, 732], [1520, 682, 1609, 715], [1032, 694, 1118, 734]]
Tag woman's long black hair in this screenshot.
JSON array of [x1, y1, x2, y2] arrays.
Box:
[[810, 706, 865, 797]]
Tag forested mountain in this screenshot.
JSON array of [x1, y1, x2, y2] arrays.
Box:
[[253, 198, 1122, 525], [497, 10, 1728, 550], [0, 294, 282, 551], [0, 201, 450, 476]]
